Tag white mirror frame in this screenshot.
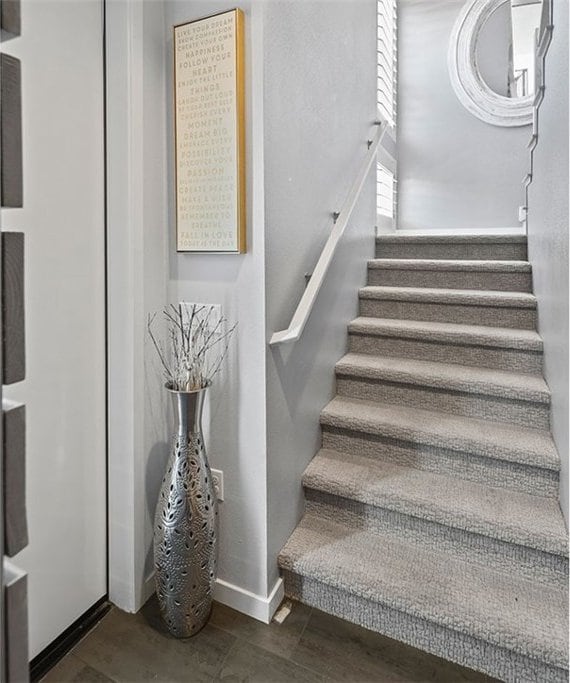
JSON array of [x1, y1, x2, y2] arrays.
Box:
[[448, 0, 533, 127]]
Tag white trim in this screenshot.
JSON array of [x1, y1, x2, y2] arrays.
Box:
[[214, 577, 284, 624], [139, 573, 284, 626], [448, 0, 533, 127], [106, 0, 145, 614], [106, 0, 168, 614]]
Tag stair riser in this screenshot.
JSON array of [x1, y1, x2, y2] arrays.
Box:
[[322, 425, 559, 498], [304, 494, 568, 590], [321, 426, 559, 498], [359, 298, 537, 329], [376, 243, 528, 261], [336, 376, 550, 430], [367, 268, 532, 292], [282, 571, 568, 683], [348, 333, 543, 373]]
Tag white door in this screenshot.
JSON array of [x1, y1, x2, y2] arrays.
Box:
[[1, 0, 107, 659]]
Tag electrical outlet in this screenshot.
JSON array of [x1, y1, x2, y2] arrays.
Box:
[[211, 468, 224, 501]]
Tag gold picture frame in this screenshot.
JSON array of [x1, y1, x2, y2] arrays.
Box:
[[174, 9, 246, 253]]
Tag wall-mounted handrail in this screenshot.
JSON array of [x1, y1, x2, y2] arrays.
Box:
[[269, 116, 393, 347], [520, 0, 554, 231]]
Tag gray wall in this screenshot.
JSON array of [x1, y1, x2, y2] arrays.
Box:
[[111, 0, 375, 610], [263, 0, 377, 590], [397, 0, 529, 230], [527, 0, 569, 524], [165, 0, 378, 600], [164, 0, 271, 600]]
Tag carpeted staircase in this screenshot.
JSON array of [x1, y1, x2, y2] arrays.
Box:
[[278, 234, 569, 683]]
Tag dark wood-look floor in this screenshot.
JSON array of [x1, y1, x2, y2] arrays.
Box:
[[41, 596, 498, 682]]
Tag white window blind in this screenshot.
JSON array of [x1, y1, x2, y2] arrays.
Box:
[[377, 0, 397, 219], [377, 0, 397, 126]]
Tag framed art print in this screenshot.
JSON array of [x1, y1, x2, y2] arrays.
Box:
[[174, 9, 246, 253]]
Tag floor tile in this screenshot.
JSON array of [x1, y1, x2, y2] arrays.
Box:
[[290, 608, 498, 682], [70, 599, 235, 682], [209, 600, 312, 660], [216, 640, 327, 682], [40, 654, 113, 683], [43, 597, 502, 683]]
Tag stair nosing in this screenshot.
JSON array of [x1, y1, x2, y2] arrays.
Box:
[[335, 353, 550, 404], [368, 258, 532, 273], [279, 511, 568, 669], [359, 286, 537, 308], [348, 317, 543, 351], [302, 448, 567, 558], [375, 234, 528, 244], [320, 396, 560, 472]]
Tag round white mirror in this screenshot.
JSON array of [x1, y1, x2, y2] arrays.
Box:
[[448, 0, 543, 127]]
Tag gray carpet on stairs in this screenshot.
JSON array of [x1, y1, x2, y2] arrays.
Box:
[[359, 286, 538, 329], [278, 234, 569, 683], [368, 259, 533, 291], [348, 317, 544, 372], [375, 234, 529, 261]]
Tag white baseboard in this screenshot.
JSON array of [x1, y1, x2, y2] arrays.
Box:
[[214, 576, 284, 624], [139, 571, 284, 625]]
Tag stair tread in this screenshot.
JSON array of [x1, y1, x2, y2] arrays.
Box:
[[320, 396, 560, 471], [279, 510, 568, 668], [336, 353, 550, 403], [376, 234, 527, 244], [304, 448, 567, 556], [368, 258, 531, 272], [360, 286, 537, 307], [348, 317, 543, 351]]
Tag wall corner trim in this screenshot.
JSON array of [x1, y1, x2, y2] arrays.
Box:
[[214, 577, 284, 624]]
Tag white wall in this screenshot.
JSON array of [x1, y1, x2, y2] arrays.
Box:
[[526, 0, 569, 524], [107, 0, 169, 612], [397, 0, 529, 230], [2, 0, 106, 656], [263, 0, 377, 590], [511, 2, 543, 91], [477, 1, 511, 98]]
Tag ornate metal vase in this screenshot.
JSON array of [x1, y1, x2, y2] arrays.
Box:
[[154, 385, 218, 638]]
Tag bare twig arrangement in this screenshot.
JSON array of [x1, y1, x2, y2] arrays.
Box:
[[148, 303, 237, 391]]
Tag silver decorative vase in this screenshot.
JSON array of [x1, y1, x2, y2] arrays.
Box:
[[154, 385, 218, 638]]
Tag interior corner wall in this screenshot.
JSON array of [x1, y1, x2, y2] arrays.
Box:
[[164, 1, 270, 604], [263, 0, 378, 591], [107, 0, 169, 613], [526, 0, 569, 525], [397, 0, 529, 231]]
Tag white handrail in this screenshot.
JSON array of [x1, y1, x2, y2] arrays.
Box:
[[270, 117, 393, 347]]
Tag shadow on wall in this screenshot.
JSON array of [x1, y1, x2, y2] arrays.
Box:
[[265, 218, 376, 590], [144, 440, 169, 582], [270, 277, 349, 418]]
